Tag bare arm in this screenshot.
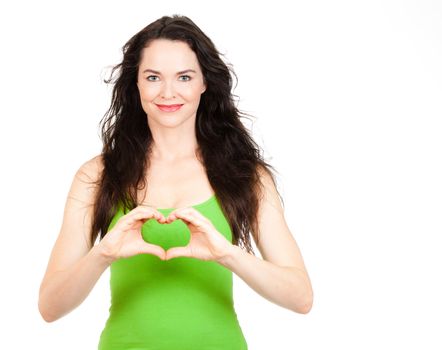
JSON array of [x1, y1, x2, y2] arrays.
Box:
[[39, 245, 112, 322], [38, 155, 109, 322], [38, 155, 168, 322], [219, 167, 313, 314], [218, 246, 312, 314]]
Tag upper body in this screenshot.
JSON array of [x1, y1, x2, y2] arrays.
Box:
[[96, 153, 250, 349], [39, 14, 312, 348]]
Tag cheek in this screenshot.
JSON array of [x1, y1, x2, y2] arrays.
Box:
[[137, 83, 203, 102], [181, 85, 204, 102], [138, 86, 159, 101]]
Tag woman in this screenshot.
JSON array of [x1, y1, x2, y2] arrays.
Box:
[[38, 14, 313, 349]]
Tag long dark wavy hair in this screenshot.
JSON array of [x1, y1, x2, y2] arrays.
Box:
[[90, 14, 283, 256]]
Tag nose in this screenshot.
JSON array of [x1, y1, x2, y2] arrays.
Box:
[[160, 80, 176, 99]]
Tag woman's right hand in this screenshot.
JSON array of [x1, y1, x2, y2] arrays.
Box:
[[98, 205, 167, 262]]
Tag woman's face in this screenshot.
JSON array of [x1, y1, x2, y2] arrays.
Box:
[[136, 39, 206, 127]]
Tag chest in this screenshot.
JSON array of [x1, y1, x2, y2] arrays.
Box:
[[138, 159, 214, 209]]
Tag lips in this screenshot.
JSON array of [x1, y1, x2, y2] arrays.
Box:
[[155, 104, 184, 112]]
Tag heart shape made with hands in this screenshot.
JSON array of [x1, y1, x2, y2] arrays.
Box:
[[142, 212, 191, 248], [140, 208, 231, 262]]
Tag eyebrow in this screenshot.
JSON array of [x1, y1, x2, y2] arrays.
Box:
[[142, 69, 197, 75]]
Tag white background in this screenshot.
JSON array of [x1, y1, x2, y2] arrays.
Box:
[[1, 0, 441, 349]]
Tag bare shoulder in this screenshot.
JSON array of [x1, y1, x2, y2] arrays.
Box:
[[64, 153, 104, 236], [40, 154, 104, 284], [256, 164, 284, 215], [253, 164, 310, 279], [75, 154, 104, 184], [70, 154, 104, 204]]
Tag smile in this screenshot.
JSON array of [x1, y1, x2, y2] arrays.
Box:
[[155, 104, 184, 112]]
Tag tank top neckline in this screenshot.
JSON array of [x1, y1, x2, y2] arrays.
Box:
[[156, 193, 216, 212]]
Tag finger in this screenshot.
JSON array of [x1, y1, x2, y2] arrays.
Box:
[[126, 209, 164, 224], [140, 242, 166, 260], [130, 204, 166, 218], [181, 208, 210, 222], [166, 246, 191, 260], [116, 213, 155, 232], [168, 210, 208, 228]]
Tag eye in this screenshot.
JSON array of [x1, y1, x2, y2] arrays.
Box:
[[179, 75, 191, 81], [145, 75, 192, 82]]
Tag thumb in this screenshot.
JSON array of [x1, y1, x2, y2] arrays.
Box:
[[140, 242, 166, 260], [166, 246, 191, 260]]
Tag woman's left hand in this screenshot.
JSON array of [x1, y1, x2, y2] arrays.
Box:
[[164, 207, 233, 262]]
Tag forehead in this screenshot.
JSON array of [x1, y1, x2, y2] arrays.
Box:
[[139, 39, 200, 71]]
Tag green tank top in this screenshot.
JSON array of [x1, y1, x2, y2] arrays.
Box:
[[97, 194, 248, 349]]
